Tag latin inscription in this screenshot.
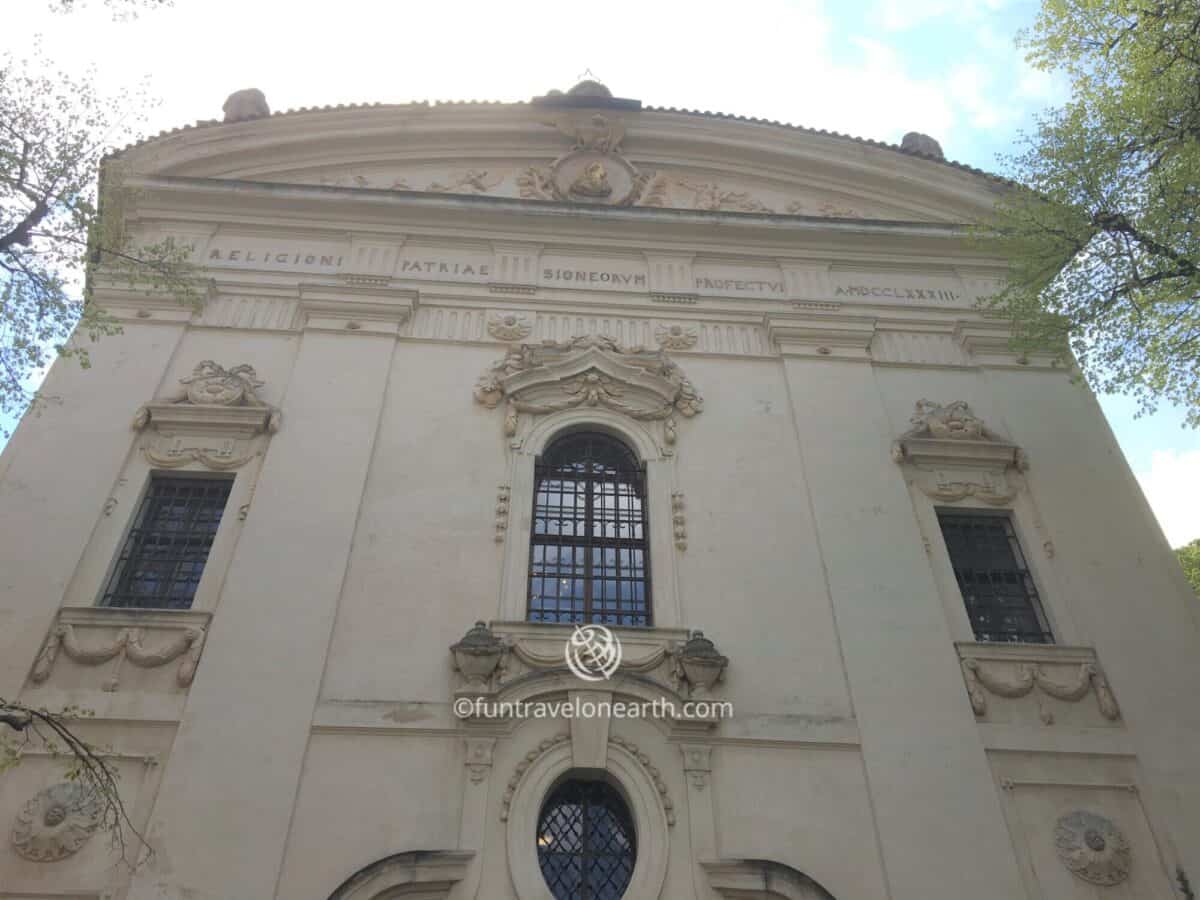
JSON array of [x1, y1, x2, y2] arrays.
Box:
[[542, 268, 646, 287], [401, 259, 489, 277], [209, 248, 343, 267], [695, 277, 784, 295], [835, 285, 962, 303]]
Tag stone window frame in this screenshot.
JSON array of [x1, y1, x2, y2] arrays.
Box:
[[912, 492, 1077, 647], [64, 451, 264, 616], [98, 470, 237, 611], [932, 506, 1055, 644], [505, 739, 670, 900], [498, 408, 682, 628]]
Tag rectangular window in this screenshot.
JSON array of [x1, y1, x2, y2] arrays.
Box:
[[937, 511, 1053, 644], [100, 474, 233, 610]]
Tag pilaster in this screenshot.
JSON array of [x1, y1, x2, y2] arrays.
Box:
[[127, 302, 403, 900]]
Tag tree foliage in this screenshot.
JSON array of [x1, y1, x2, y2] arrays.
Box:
[[0, 38, 195, 431], [987, 0, 1200, 425], [1178, 537, 1200, 594]]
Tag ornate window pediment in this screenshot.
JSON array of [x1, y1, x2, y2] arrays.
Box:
[[473, 336, 702, 448], [132, 361, 280, 470], [891, 399, 1025, 505]]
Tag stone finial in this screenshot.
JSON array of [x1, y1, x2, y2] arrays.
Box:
[[900, 131, 945, 160], [674, 631, 728, 697], [222, 88, 270, 123], [450, 621, 506, 691]]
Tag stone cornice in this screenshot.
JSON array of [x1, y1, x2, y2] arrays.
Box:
[[765, 312, 877, 361], [125, 175, 975, 243]]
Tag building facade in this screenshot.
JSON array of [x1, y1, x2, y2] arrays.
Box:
[[1, 81, 1198, 900]]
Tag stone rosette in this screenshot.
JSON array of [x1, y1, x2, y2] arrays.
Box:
[[11, 782, 103, 862], [1053, 810, 1131, 885]]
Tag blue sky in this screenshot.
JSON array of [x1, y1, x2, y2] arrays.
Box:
[[4, 0, 1198, 545]]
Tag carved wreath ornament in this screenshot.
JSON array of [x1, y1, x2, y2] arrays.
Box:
[[1054, 810, 1132, 885], [474, 335, 702, 443], [11, 782, 102, 862], [133, 360, 279, 429], [132, 361, 280, 471]]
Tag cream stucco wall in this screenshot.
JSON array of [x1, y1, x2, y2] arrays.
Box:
[[1, 93, 1198, 900]]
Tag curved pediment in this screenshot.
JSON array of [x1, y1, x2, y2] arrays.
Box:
[[117, 86, 1005, 225]]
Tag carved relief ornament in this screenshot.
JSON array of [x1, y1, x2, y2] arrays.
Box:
[[10, 782, 103, 862], [486, 311, 533, 341], [520, 109, 654, 207], [892, 399, 1025, 505], [31, 615, 207, 691], [132, 361, 280, 470], [473, 335, 702, 446], [1054, 810, 1131, 885]]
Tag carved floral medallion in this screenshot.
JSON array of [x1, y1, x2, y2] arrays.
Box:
[[487, 311, 533, 341], [654, 322, 698, 350], [11, 782, 102, 862], [1054, 810, 1131, 885]]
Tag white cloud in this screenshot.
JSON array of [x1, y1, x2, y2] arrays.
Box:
[[1135, 450, 1200, 546], [1, 0, 978, 156]]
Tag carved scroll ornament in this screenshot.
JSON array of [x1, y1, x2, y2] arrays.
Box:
[[960, 657, 1120, 721], [474, 335, 702, 443], [31, 622, 207, 690]]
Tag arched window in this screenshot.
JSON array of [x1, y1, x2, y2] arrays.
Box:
[[528, 432, 651, 626], [537, 779, 637, 900]]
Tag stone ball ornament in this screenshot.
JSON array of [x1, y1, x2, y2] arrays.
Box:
[[11, 782, 103, 862], [222, 88, 270, 123], [1053, 810, 1132, 886]]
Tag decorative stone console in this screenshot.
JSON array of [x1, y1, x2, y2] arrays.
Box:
[[955, 642, 1121, 727]]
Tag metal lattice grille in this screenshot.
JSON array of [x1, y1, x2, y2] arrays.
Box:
[[529, 432, 651, 627], [537, 779, 637, 900], [101, 475, 233, 610], [937, 511, 1053, 644]]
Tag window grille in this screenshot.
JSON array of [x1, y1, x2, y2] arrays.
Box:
[[101, 475, 233, 610], [937, 511, 1053, 643], [528, 432, 651, 627], [537, 779, 636, 900]]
